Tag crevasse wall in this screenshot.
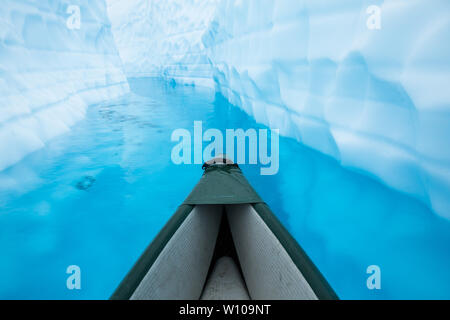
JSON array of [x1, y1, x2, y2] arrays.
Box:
[[108, 0, 450, 219], [201, 0, 450, 219], [106, 0, 218, 86], [0, 0, 129, 172], [2, 1, 449, 219]]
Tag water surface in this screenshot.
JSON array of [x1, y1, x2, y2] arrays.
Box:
[[0, 78, 449, 299]]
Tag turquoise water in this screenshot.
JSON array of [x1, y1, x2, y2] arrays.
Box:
[[0, 78, 449, 299]]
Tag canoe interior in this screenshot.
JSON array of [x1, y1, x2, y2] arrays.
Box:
[[112, 203, 337, 300]]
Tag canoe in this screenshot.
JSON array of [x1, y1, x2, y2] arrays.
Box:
[[110, 157, 338, 300]]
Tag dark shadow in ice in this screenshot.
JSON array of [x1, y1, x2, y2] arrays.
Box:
[[75, 176, 96, 191]]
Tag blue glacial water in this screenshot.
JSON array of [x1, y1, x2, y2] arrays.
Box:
[[0, 78, 449, 299]]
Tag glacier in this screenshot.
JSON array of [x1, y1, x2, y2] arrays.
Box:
[[2, 0, 449, 218], [106, 0, 450, 219], [0, 0, 450, 300], [107, 0, 218, 86], [0, 0, 129, 172]]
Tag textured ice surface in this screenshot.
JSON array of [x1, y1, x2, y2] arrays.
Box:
[[1, 0, 450, 220], [107, 0, 218, 86], [0, 0, 129, 172], [1, 0, 450, 298], [107, 0, 450, 218], [202, 0, 450, 219]]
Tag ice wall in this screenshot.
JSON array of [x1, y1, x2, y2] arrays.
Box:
[[0, 0, 129, 172], [107, 0, 450, 218], [200, 0, 450, 219], [2, 0, 449, 219], [107, 0, 218, 86]]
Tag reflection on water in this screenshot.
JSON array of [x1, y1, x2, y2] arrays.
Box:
[[0, 78, 449, 299]]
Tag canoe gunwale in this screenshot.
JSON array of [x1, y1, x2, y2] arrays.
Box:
[[252, 203, 339, 300], [110, 164, 339, 300], [110, 204, 194, 300]]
